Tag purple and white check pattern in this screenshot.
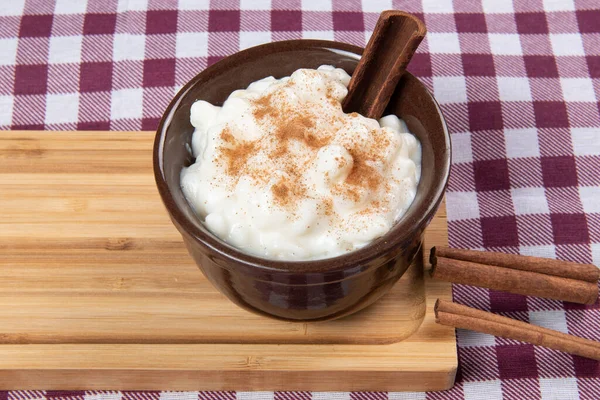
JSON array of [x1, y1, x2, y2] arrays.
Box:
[[1, 0, 599, 398]]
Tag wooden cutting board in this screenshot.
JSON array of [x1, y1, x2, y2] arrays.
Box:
[[0, 131, 457, 391]]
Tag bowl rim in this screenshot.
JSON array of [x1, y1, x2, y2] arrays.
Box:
[[153, 39, 452, 274]]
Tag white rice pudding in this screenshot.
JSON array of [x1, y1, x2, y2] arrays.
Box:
[[181, 65, 421, 261]]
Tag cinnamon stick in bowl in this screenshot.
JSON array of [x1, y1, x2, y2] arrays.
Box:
[[435, 300, 600, 360], [430, 247, 599, 304]]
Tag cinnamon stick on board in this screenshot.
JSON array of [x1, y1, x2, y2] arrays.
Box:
[[435, 299, 600, 361], [430, 247, 599, 305], [433, 246, 599, 283]]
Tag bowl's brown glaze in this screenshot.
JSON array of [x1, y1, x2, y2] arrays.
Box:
[[154, 40, 451, 321]]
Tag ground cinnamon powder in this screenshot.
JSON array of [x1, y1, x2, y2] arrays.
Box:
[[216, 80, 393, 213], [219, 128, 257, 176]]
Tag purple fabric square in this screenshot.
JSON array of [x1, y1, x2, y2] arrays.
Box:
[[534, 101, 569, 128], [587, 56, 600, 78], [83, 13, 117, 35], [496, 345, 539, 379], [332, 12, 364, 31], [14, 64, 48, 95], [146, 10, 178, 34], [551, 213, 590, 245], [468, 101, 503, 131], [407, 53, 432, 77], [45, 392, 85, 399], [576, 9, 600, 33], [209, 10, 240, 32], [474, 159, 510, 192], [80, 62, 113, 93], [541, 156, 578, 188], [11, 123, 45, 130], [515, 12, 548, 34], [462, 54, 495, 76], [77, 121, 110, 130], [143, 58, 176, 87], [574, 356, 600, 377], [454, 13, 487, 33], [271, 10, 301, 32], [19, 14, 53, 38], [481, 216, 519, 248], [524, 55, 559, 78], [490, 291, 529, 313], [142, 118, 160, 131]]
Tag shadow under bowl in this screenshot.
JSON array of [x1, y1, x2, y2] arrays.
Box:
[[154, 40, 451, 321]]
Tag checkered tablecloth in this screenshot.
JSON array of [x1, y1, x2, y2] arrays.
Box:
[[1, 0, 599, 398]]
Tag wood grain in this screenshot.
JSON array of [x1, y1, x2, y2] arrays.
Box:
[[0, 131, 456, 391]]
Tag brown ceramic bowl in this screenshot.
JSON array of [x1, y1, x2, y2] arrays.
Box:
[[154, 40, 451, 321]]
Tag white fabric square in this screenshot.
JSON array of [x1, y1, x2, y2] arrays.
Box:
[[489, 34, 522, 55], [422, 0, 453, 13], [497, 77, 532, 102], [362, 0, 393, 12], [433, 76, 467, 104], [550, 34, 585, 56], [463, 380, 503, 400], [505, 128, 540, 158], [512, 187, 549, 215], [540, 377, 579, 400], [313, 393, 351, 400], [45, 93, 79, 124], [110, 88, 143, 120], [0, 38, 18, 65], [113, 33, 146, 61], [178, 0, 209, 9], [543, 0, 575, 11], [54, 0, 87, 14], [592, 243, 600, 267], [0, 95, 14, 126], [560, 78, 596, 102], [176, 32, 209, 57], [450, 132, 473, 163], [158, 392, 198, 400], [446, 191, 480, 221], [0, 0, 24, 16], [303, 30, 335, 40], [520, 245, 557, 259], [241, 0, 271, 9], [236, 393, 274, 400], [428, 32, 461, 54], [117, 0, 149, 12], [571, 127, 600, 156], [239, 31, 271, 50], [482, 0, 514, 13], [85, 393, 122, 400], [48, 36, 83, 64], [580, 187, 600, 213], [457, 328, 496, 347], [301, 0, 332, 11], [529, 310, 569, 333]]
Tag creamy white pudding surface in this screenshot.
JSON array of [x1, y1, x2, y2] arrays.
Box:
[[181, 65, 421, 261]]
